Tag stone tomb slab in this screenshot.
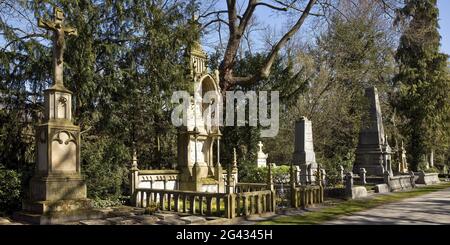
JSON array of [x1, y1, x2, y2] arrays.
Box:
[[157, 218, 186, 225], [79, 219, 112, 225], [179, 216, 206, 224], [154, 213, 179, 220], [131, 215, 159, 225]]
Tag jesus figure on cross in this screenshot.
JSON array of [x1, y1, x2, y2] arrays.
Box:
[[38, 7, 77, 87]]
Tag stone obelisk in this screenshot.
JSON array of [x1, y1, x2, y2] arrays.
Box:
[[353, 87, 392, 176]]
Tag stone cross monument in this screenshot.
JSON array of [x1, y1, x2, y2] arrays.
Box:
[[17, 7, 101, 224], [353, 87, 392, 176], [293, 117, 318, 184], [256, 141, 268, 168]]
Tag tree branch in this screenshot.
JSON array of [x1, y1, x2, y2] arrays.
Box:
[[255, 2, 287, 11], [202, 18, 230, 30], [234, 0, 318, 87]]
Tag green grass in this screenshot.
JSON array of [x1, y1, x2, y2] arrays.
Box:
[[259, 182, 450, 225]]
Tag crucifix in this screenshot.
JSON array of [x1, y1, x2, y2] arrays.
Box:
[[38, 7, 77, 87], [258, 141, 264, 152]]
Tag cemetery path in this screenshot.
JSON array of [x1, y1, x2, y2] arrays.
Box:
[[323, 187, 450, 225]]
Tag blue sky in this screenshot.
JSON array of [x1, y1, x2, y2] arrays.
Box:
[[438, 0, 450, 55], [204, 0, 450, 56]]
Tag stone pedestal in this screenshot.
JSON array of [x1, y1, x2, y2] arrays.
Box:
[[293, 117, 318, 185], [353, 87, 392, 176]]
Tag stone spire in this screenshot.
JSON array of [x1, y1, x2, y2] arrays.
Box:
[[189, 14, 207, 76]]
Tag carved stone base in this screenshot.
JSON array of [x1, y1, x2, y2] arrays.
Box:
[[13, 208, 104, 225], [16, 198, 105, 225], [23, 198, 92, 214], [353, 149, 385, 176], [29, 174, 87, 201]]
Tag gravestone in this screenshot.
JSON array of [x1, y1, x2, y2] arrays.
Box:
[[359, 168, 367, 185], [15, 7, 103, 224], [256, 141, 268, 168], [292, 117, 318, 184], [177, 29, 224, 192], [353, 87, 392, 176]]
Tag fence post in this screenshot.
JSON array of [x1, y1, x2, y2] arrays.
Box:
[[345, 172, 354, 199], [130, 148, 139, 205], [290, 162, 297, 208]]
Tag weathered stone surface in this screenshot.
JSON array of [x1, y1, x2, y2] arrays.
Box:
[[375, 184, 389, 193], [387, 175, 414, 192], [179, 216, 206, 224], [79, 219, 112, 225]]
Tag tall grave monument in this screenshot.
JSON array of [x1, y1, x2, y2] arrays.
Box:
[[293, 117, 318, 184], [177, 19, 225, 192], [353, 87, 392, 176], [17, 7, 102, 224]]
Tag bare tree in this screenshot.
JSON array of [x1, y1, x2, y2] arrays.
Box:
[[199, 0, 402, 92], [199, 0, 318, 92]]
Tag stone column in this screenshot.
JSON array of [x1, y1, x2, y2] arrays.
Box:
[[345, 172, 354, 197], [130, 149, 139, 199]]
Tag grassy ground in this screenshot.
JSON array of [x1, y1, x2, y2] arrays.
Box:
[[259, 182, 450, 225]]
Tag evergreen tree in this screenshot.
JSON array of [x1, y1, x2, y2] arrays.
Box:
[[394, 0, 450, 171]]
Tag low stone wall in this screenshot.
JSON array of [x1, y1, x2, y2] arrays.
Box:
[[137, 170, 180, 190], [387, 175, 414, 192], [416, 172, 440, 185]]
